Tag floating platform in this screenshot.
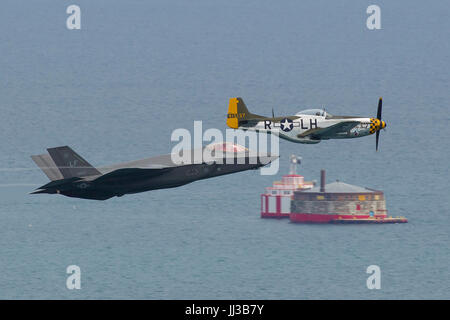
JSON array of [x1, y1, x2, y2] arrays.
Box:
[[260, 159, 408, 224], [331, 217, 408, 224], [288, 169, 409, 224]]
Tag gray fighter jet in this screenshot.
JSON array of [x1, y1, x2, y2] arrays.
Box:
[[30, 143, 277, 200]]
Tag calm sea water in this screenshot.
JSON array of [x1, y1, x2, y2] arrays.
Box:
[[0, 0, 449, 299]]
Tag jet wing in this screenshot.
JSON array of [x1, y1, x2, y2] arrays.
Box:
[[298, 121, 360, 139], [93, 167, 172, 183]]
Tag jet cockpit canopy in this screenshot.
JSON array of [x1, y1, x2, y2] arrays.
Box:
[[205, 142, 249, 154]]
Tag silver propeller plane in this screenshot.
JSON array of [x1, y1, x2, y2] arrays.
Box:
[[226, 97, 386, 150]]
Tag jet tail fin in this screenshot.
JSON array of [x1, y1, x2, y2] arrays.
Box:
[[226, 97, 265, 129], [46, 146, 101, 178]]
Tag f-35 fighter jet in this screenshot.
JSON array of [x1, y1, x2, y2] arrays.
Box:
[[30, 143, 277, 200]]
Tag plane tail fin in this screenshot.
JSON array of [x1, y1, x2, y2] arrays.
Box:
[[45, 146, 101, 179], [226, 97, 265, 129]]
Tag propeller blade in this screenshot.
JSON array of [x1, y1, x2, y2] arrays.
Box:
[[377, 97, 382, 120], [375, 97, 383, 151], [376, 130, 380, 151], [272, 108, 275, 118]]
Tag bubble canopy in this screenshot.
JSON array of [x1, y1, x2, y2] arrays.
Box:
[[296, 109, 330, 117]]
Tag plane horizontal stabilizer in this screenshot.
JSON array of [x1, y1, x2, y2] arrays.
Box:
[[31, 154, 64, 181]]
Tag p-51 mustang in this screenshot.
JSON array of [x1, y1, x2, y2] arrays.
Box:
[[226, 97, 386, 150]]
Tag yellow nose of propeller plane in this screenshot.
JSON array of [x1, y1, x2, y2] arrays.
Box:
[[369, 118, 386, 133], [369, 118, 380, 134]]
